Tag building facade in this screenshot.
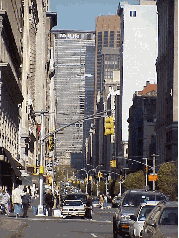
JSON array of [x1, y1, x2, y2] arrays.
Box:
[[0, 0, 57, 190], [0, 0, 24, 190], [20, 0, 57, 180], [128, 81, 157, 172], [117, 0, 158, 141], [156, 0, 178, 166], [93, 15, 123, 173], [52, 30, 95, 168]]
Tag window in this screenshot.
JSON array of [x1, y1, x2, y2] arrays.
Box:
[[103, 31, 108, 47], [110, 31, 114, 47], [130, 11, 136, 17]]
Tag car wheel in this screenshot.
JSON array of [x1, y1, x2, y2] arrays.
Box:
[[116, 233, 124, 238]]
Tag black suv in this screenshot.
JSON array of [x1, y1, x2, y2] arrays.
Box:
[[113, 189, 166, 238]]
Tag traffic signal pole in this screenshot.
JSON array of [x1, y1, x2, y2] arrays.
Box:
[[34, 110, 48, 216], [34, 109, 109, 215]]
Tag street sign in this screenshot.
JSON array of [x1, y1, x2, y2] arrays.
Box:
[[148, 175, 158, 181]]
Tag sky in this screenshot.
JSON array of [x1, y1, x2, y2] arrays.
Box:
[[50, 0, 139, 31]]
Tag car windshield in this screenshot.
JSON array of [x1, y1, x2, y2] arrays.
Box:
[[93, 198, 99, 202], [159, 207, 178, 225], [138, 205, 155, 221], [122, 193, 165, 207], [64, 201, 83, 206], [65, 194, 87, 203]]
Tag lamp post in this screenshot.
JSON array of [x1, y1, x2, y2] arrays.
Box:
[[81, 168, 89, 194], [35, 109, 48, 216], [152, 154, 159, 191], [143, 158, 148, 189], [88, 164, 103, 196]]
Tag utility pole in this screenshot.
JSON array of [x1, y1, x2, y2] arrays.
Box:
[[143, 158, 148, 188], [35, 110, 48, 216], [152, 154, 159, 191], [105, 176, 108, 195]]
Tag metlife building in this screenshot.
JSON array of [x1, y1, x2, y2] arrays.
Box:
[[52, 30, 95, 168]]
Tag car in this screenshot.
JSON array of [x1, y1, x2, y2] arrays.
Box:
[[142, 201, 178, 238], [113, 189, 166, 238], [92, 196, 100, 208], [64, 193, 87, 206], [129, 201, 159, 238], [61, 200, 85, 218], [112, 196, 121, 208]]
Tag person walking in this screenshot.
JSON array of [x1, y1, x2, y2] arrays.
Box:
[[0, 190, 10, 215], [99, 195, 104, 209], [31, 192, 39, 216], [103, 194, 107, 209], [44, 189, 54, 216], [12, 185, 23, 218], [86, 196, 92, 219], [21, 187, 31, 218]]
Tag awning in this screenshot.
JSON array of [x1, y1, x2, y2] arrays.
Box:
[[4, 148, 22, 177]]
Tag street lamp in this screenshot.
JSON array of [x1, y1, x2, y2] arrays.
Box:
[[81, 168, 89, 194], [81, 168, 95, 194], [88, 164, 103, 196]]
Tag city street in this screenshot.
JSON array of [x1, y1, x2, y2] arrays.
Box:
[[0, 206, 116, 238]]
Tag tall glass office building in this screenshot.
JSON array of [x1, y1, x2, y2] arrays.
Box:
[[52, 30, 95, 168]]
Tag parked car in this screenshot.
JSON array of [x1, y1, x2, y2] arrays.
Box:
[[142, 201, 178, 238], [113, 189, 166, 238], [112, 196, 121, 208], [61, 200, 85, 218], [129, 201, 159, 238], [92, 196, 100, 208]]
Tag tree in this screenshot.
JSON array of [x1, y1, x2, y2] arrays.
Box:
[[55, 165, 76, 183], [124, 170, 145, 190], [156, 162, 178, 200], [114, 178, 121, 196]]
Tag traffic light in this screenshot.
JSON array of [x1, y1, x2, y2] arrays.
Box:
[[49, 134, 54, 151], [27, 165, 35, 174], [104, 116, 114, 135], [110, 160, 116, 168], [48, 176, 53, 185], [98, 172, 103, 177], [145, 165, 148, 174]]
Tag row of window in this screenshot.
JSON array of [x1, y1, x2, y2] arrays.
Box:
[[97, 31, 121, 48]]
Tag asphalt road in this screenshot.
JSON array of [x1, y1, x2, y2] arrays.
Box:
[[0, 206, 116, 238]]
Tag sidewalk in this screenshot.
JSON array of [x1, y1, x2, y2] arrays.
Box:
[[0, 207, 63, 219]]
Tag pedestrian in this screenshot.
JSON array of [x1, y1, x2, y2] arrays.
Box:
[[44, 189, 54, 216], [31, 192, 39, 216], [86, 196, 92, 219], [21, 187, 31, 218], [99, 195, 104, 209], [12, 185, 23, 218], [0, 190, 10, 215], [103, 194, 107, 209]]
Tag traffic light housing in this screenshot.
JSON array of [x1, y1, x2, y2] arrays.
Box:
[[145, 165, 148, 174], [110, 160, 116, 168], [98, 172, 103, 177], [27, 165, 35, 174], [104, 116, 114, 135], [49, 134, 54, 151]]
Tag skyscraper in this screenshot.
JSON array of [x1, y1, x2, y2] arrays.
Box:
[[94, 15, 123, 170], [118, 0, 158, 141], [52, 30, 95, 168], [95, 15, 122, 106]]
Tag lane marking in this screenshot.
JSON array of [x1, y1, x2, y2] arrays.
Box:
[[91, 234, 97, 237]]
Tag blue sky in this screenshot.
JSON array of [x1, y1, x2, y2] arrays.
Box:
[[50, 0, 139, 31]]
